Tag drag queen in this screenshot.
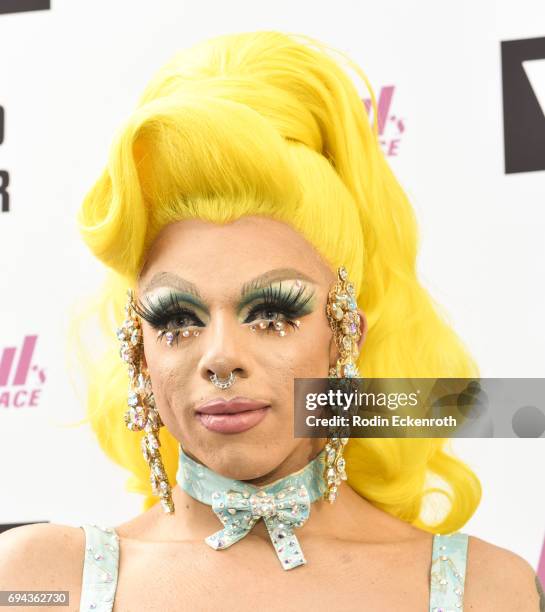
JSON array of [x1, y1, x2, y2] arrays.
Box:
[[0, 30, 542, 612]]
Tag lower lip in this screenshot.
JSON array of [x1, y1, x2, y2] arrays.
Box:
[[196, 407, 270, 434]]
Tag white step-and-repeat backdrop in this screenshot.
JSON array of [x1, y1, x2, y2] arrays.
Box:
[[0, 0, 544, 580]]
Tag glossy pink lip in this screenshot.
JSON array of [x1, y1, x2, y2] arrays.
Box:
[[195, 397, 271, 434], [196, 397, 270, 415]]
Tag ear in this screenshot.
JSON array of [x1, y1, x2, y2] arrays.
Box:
[[141, 333, 148, 370], [328, 308, 367, 368]]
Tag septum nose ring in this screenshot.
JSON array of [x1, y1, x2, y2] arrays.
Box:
[[209, 371, 236, 390]]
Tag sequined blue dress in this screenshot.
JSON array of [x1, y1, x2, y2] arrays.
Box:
[[78, 523, 469, 611]]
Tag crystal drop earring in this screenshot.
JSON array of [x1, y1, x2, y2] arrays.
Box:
[[323, 265, 363, 503], [116, 289, 175, 514]]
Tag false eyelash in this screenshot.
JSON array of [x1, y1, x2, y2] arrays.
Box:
[[244, 281, 314, 321], [134, 282, 313, 340], [133, 292, 202, 330]]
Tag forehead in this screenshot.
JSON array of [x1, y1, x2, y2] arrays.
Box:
[[138, 216, 334, 293]]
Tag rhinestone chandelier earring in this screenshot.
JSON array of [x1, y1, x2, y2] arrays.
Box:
[[116, 289, 175, 514], [323, 265, 362, 503]]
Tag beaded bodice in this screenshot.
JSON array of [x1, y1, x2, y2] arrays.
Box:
[[79, 524, 119, 611], [78, 524, 469, 611], [429, 533, 469, 611]]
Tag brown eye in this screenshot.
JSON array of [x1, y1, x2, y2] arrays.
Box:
[[133, 292, 205, 331], [170, 315, 193, 328]]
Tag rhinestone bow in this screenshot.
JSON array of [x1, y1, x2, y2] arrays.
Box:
[[206, 484, 311, 569], [176, 444, 327, 571]]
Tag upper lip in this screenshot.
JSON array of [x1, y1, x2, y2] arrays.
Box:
[[195, 396, 270, 415]]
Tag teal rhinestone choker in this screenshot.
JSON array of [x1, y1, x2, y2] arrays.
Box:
[[176, 444, 328, 570]]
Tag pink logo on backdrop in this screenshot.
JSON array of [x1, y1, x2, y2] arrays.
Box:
[[0, 335, 46, 408], [539, 533, 545, 585], [362, 85, 405, 157]]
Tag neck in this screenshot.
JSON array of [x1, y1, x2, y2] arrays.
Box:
[[135, 445, 387, 551], [166, 439, 349, 542]]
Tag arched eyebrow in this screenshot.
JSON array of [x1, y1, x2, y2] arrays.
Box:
[[240, 268, 317, 295], [141, 268, 317, 299]]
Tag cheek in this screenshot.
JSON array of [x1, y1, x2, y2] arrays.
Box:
[[263, 321, 332, 381], [297, 317, 332, 371], [142, 333, 190, 409]]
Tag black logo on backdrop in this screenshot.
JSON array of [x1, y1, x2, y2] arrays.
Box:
[[0, 0, 50, 14], [0, 106, 8, 213], [0, 521, 49, 533], [0, 3, 50, 211], [501, 36, 545, 174]]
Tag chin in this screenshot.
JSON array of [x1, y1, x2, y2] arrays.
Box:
[[193, 439, 285, 481]]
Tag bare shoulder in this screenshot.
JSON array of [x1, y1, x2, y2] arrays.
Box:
[[466, 534, 543, 611], [0, 523, 85, 593]]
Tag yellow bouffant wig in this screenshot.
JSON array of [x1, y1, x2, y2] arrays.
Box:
[[71, 30, 481, 533]]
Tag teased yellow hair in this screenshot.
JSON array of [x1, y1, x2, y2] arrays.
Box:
[[71, 30, 481, 533]]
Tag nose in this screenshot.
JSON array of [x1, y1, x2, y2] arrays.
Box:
[[197, 308, 247, 384]]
